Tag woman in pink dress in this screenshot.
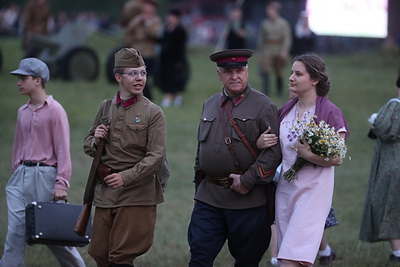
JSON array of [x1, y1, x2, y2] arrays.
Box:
[[260, 53, 349, 266]]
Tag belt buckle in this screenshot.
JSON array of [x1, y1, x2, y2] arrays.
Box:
[[21, 160, 36, 167], [224, 137, 231, 144], [219, 177, 231, 187]]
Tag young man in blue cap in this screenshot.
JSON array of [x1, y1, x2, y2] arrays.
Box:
[[0, 58, 85, 266], [188, 49, 282, 266]]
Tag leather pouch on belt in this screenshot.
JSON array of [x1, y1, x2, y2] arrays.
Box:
[[96, 164, 112, 183]]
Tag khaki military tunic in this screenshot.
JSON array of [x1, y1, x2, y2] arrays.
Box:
[[83, 94, 166, 208], [124, 15, 161, 58], [258, 16, 292, 71], [119, 0, 143, 27], [22, 0, 51, 50], [23, 0, 51, 35]]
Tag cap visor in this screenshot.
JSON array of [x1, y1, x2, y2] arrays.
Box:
[[10, 69, 31, 76]]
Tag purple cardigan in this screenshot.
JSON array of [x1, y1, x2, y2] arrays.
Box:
[[279, 95, 350, 140]]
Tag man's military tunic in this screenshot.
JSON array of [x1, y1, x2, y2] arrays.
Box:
[[194, 85, 282, 209], [83, 94, 166, 208]]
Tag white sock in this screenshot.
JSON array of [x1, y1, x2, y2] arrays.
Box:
[[161, 98, 171, 108], [173, 96, 183, 107], [270, 257, 278, 265], [393, 250, 400, 257], [319, 245, 332, 257]]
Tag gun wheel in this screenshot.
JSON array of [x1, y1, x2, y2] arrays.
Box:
[[62, 47, 99, 81]]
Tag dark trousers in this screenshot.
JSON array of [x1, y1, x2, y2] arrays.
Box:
[[188, 201, 271, 267]]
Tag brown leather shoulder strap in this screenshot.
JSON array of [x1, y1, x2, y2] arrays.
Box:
[[218, 104, 240, 169], [223, 104, 258, 160]]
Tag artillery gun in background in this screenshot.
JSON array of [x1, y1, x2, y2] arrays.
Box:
[[25, 21, 99, 81]]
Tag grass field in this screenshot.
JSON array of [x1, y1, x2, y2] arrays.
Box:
[[0, 34, 399, 267]]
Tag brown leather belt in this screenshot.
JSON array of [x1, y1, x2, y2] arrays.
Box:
[[97, 163, 128, 183], [20, 160, 56, 167], [206, 176, 233, 187]]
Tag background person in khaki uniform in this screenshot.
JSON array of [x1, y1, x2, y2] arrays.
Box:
[[257, 1, 292, 97], [123, 0, 161, 101], [83, 48, 167, 267], [119, 0, 144, 29], [187, 49, 281, 267], [22, 0, 51, 53]]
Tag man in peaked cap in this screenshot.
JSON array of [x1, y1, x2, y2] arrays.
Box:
[[0, 58, 85, 266], [83, 48, 168, 266], [188, 49, 282, 266]]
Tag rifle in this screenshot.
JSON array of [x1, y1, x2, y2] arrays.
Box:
[[74, 138, 105, 236]]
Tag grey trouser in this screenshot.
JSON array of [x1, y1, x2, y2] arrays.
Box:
[[0, 164, 86, 267]]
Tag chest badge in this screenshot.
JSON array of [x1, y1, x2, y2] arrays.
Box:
[[135, 116, 141, 123]]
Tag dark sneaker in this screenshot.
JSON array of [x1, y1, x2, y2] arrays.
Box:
[[390, 254, 400, 262], [319, 250, 336, 266]]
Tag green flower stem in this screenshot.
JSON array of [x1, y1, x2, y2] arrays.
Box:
[[283, 157, 306, 182]]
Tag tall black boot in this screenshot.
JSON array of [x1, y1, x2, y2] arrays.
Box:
[[261, 71, 270, 96]]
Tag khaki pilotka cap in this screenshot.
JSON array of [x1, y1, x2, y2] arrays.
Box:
[[114, 48, 145, 68]]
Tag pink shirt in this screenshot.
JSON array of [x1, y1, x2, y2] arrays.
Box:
[[12, 95, 71, 190]]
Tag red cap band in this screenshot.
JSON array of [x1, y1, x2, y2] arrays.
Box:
[[216, 56, 248, 65]]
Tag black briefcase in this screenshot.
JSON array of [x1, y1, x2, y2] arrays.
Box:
[[25, 201, 91, 247]]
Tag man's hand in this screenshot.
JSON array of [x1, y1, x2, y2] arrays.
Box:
[[229, 173, 249, 194], [52, 188, 67, 201], [103, 173, 124, 189]]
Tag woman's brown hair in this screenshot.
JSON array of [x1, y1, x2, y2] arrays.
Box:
[[293, 53, 330, 96]]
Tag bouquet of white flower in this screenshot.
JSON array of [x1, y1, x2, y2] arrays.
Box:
[[283, 116, 348, 182]]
